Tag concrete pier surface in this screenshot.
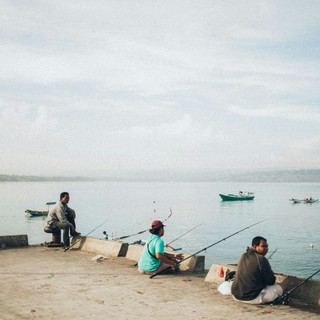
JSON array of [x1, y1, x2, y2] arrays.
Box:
[[0, 246, 319, 320]]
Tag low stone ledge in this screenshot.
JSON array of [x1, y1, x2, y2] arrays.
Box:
[[0, 235, 29, 248], [204, 263, 237, 284], [71, 237, 128, 257], [205, 263, 320, 306], [126, 244, 144, 261], [179, 253, 205, 273]]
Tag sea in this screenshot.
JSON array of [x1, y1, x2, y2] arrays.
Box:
[[1, 181, 319, 279]]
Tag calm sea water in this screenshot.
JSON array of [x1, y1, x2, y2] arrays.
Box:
[[1, 181, 319, 279]]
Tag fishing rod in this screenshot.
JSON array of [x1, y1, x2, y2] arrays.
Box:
[[113, 209, 174, 241], [165, 223, 202, 251], [267, 248, 278, 260], [64, 217, 110, 252], [166, 223, 202, 246], [271, 268, 320, 305], [150, 220, 265, 279]]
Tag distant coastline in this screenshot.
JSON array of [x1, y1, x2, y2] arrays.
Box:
[[1, 169, 320, 182]]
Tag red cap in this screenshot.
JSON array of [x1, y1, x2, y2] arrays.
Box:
[[151, 220, 164, 229]]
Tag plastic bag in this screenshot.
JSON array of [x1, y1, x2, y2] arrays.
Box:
[[217, 280, 233, 295]]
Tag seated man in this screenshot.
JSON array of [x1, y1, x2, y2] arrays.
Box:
[[138, 220, 183, 275], [46, 192, 80, 248], [231, 236, 287, 304]]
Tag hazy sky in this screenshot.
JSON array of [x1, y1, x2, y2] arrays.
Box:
[[1, 1, 320, 177]]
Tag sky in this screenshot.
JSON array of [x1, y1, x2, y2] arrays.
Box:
[[1, 1, 320, 178]]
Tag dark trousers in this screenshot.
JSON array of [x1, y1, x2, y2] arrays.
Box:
[[66, 214, 76, 229], [53, 221, 70, 246]]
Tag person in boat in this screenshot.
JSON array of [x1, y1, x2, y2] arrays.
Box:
[[138, 220, 183, 275], [231, 236, 287, 304], [46, 192, 80, 247], [103, 230, 109, 240]]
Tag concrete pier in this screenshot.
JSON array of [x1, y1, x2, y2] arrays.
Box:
[[1, 245, 319, 320], [2, 235, 319, 310]]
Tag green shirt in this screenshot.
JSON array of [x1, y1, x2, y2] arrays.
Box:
[[138, 234, 164, 272]]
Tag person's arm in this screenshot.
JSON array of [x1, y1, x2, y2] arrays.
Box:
[[164, 252, 183, 260], [261, 257, 276, 285], [56, 204, 74, 228], [155, 252, 176, 268], [66, 206, 76, 218], [153, 238, 180, 268]]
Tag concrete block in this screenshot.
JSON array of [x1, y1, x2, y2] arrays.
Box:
[[126, 244, 144, 261], [205, 263, 237, 284], [179, 254, 205, 273], [0, 235, 28, 248], [72, 237, 128, 257]]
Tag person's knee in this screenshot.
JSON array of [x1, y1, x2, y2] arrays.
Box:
[[56, 222, 69, 230], [278, 282, 288, 293]]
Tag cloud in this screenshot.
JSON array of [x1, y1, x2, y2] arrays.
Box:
[[228, 105, 320, 123], [1, 1, 320, 176]]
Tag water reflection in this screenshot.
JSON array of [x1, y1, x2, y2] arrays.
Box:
[[219, 200, 256, 216]]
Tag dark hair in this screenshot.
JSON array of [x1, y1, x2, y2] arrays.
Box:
[[149, 227, 162, 235], [252, 236, 267, 247], [60, 192, 69, 200]]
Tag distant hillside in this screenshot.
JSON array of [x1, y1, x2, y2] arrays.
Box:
[[0, 174, 96, 182], [1, 169, 320, 182], [216, 169, 320, 182]]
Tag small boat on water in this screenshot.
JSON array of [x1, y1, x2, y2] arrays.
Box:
[[289, 197, 319, 203], [304, 198, 319, 204], [25, 202, 56, 217], [289, 198, 319, 204], [25, 209, 49, 217], [219, 191, 255, 201], [289, 198, 303, 204]]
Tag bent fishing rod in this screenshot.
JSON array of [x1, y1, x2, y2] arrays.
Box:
[[64, 217, 110, 252], [271, 268, 320, 305], [113, 208, 173, 241], [150, 220, 265, 279]]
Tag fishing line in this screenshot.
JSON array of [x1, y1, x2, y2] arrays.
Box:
[[113, 208, 173, 241], [150, 220, 265, 279], [110, 203, 167, 239], [166, 223, 202, 246], [110, 200, 160, 239], [110, 217, 155, 240], [164, 223, 202, 251]]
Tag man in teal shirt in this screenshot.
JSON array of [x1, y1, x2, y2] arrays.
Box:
[[138, 220, 182, 275]]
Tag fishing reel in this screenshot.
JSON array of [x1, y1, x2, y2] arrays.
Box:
[[281, 296, 290, 305], [271, 295, 290, 306]]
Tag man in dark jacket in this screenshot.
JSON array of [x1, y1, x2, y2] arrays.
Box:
[[231, 236, 287, 304]]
